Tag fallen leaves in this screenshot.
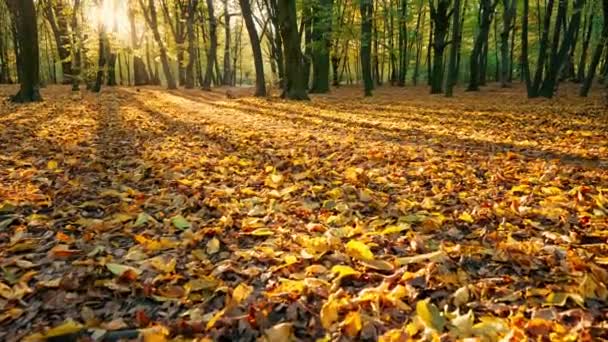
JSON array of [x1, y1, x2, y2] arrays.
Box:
[[0, 85, 607, 340]]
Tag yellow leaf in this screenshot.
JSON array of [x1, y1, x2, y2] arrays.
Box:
[[264, 323, 294, 342], [47, 160, 59, 170], [206, 238, 220, 254], [416, 299, 445, 332], [458, 212, 475, 223], [45, 319, 84, 337], [232, 283, 253, 304], [342, 311, 362, 337], [345, 240, 375, 261], [331, 265, 360, 278], [396, 250, 445, 266], [320, 294, 341, 329], [360, 259, 394, 271], [247, 228, 274, 236], [149, 257, 176, 274]]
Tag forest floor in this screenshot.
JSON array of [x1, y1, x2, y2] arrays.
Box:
[[0, 84, 607, 341]]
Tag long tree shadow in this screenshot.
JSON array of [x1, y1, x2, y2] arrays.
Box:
[[180, 96, 608, 170]]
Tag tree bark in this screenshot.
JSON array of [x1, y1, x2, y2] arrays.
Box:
[[539, 0, 585, 98], [430, 0, 450, 94], [202, 0, 217, 89], [5, 0, 42, 102], [468, 0, 497, 91], [446, 0, 461, 97], [530, 0, 554, 97], [521, 0, 533, 97], [360, 0, 374, 96], [222, 0, 233, 85], [239, 0, 266, 96], [310, 0, 334, 93], [185, 0, 198, 89], [580, 0, 608, 96], [278, 0, 309, 99], [500, 0, 515, 87], [41, 0, 73, 84], [129, 1, 150, 86], [140, 0, 177, 89], [577, 11, 594, 82]]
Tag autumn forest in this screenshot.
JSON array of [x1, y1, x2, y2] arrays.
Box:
[[0, 0, 607, 340]]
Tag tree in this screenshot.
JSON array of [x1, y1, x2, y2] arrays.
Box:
[[446, 0, 461, 97], [429, 0, 451, 94], [467, 0, 497, 91], [360, 0, 374, 96], [41, 0, 73, 84], [239, 0, 266, 96], [538, 0, 585, 98], [202, 0, 218, 90], [310, 0, 334, 93], [521, 0, 533, 97], [278, 0, 309, 99], [500, 0, 516, 87], [140, 0, 177, 89], [4, 0, 42, 102], [185, 0, 199, 89], [581, 0, 608, 97], [128, 0, 150, 86]]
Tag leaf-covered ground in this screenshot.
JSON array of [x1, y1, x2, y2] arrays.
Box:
[[0, 85, 607, 341]]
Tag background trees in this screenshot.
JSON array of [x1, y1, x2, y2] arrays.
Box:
[[1, 0, 607, 100]]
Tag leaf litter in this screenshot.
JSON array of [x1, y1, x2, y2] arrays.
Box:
[[0, 85, 607, 340]]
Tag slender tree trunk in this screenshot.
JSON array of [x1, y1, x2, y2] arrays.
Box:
[[310, 0, 334, 93], [429, 0, 449, 94], [129, 2, 150, 86], [530, 0, 554, 97], [500, 0, 515, 87], [398, 0, 408, 85], [92, 23, 107, 93], [577, 11, 594, 82], [222, 0, 233, 85], [5, 0, 42, 102], [522, 0, 533, 96], [185, 0, 198, 89], [581, 0, 608, 96], [240, 0, 266, 96], [539, 0, 585, 98], [468, 0, 496, 91], [41, 0, 72, 84], [203, 0, 217, 89], [360, 0, 374, 96], [70, 0, 82, 91], [446, 0, 461, 97], [140, 0, 177, 89]]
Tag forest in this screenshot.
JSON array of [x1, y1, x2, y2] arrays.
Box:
[[0, 0, 607, 341]]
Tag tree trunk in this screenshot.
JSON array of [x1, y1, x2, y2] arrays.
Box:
[[521, 0, 533, 96], [310, 0, 334, 93], [278, 0, 309, 99], [360, 0, 374, 96], [539, 0, 585, 98], [430, 0, 450, 94], [500, 0, 515, 87], [129, 3, 150, 86], [577, 11, 594, 82], [446, 0, 461, 97], [185, 0, 198, 89], [41, 0, 72, 84], [530, 0, 555, 97], [92, 23, 107, 93], [239, 0, 266, 96], [398, 0, 408, 86], [468, 0, 496, 91], [203, 0, 217, 89], [580, 0, 608, 96], [140, 0, 177, 89], [5, 0, 42, 102], [222, 0, 233, 85]]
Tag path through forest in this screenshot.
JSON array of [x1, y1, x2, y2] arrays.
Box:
[[1, 85, 607, 340]]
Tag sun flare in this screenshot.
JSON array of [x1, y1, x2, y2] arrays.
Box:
[[86, 0, 131, 41]]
